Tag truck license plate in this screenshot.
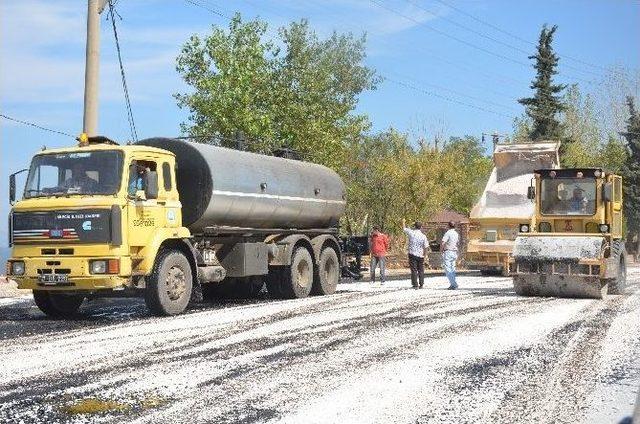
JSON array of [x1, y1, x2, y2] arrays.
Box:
[[38, 274, 69, 285]]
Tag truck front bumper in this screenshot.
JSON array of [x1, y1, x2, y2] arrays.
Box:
[[8, 256, 133, 291]]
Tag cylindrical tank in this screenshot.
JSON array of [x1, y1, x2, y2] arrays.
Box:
[[137, 138, 346, 232]]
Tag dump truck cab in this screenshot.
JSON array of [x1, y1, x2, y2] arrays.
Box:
[[7, 137, 192, 313], [511, 168, 627, 298], [466, 141, 560, 275]]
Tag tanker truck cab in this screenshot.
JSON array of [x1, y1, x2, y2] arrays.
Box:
[[8, 136, 358, 317], [6, 136, 193, 317], [511, 168, 627, 298]]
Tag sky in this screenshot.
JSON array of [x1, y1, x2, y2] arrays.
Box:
[[1, 0, 639, 245]]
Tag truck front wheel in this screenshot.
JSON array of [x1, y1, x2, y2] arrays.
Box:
[[145, 249, 193, 316], [33, 291, 84, 318]]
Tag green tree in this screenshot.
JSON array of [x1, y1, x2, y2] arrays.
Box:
[[598, 135, 628, 174], [561, 84, 601, 167], [621, 96, 640, 254], [518, 25, 566, 140], [441, 136, 493, 214], [175, 14, 379, 169]]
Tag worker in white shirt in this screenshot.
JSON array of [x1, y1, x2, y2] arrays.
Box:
[[441, 221, 460, 290], [402, 218, 429, 289]]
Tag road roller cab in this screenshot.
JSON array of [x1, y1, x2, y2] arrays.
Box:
[[511, 168, 627, 298]]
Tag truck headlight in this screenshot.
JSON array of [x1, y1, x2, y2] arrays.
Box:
[[519, 224, 530, 233], [599, 224, 610, 233], [90, 260, 107, 274], [11, 261, 25, 276], [89, 259, 120, 274]]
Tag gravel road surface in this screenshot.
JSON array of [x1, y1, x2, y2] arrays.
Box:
[[1, 268, 639, 424]]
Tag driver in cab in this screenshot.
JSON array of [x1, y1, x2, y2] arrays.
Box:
[[62, 163, 98, 193], [569, 187, 588, 214]]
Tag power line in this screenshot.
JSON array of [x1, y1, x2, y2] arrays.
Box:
[[385, 78, 514, 119], [404, 0, 602, 78], [181, 0, 516, 120], [431, 0, 610, 73], [183, 0, 231, 20], [107, 0, 138, 142], [369, 0, 594, 85], [0, 113, 76, 138], [382, 70, 518, 113]]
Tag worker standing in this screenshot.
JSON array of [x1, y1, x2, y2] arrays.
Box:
[[369, 226, 390, 285], [441, 221, 460, 290], [402, 219, 429, 289]]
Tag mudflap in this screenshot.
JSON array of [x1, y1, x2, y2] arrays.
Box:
[[513, 274, 607, 299]]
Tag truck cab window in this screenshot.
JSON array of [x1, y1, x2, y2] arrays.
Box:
[[162, 162, 172, 191], [128, 160, 156, 196], [540, 178, 597, 216], [24, 151, 123, 197]]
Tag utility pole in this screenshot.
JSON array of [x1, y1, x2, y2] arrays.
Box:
[[82, 0, 108, 137]]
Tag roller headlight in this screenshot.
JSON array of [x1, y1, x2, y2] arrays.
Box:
[[538, 222, 552, 232], [90, 260, 107, 274], [519, 224, 530, 233], [599, 224, 610, 233], [11, 261, 25, 276]]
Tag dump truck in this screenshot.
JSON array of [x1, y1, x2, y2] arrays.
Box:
[[6, 136, 364, 317], [466, 141, 560, 275], [511, 168, 627, 298]]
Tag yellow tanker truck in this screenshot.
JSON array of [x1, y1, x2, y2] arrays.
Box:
[[511, 168, 627, 298], [466, 141, 560, 275], [6, 136, 363, 317]]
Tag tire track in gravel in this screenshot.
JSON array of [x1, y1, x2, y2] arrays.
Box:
[[465, 289, 640, 423], [0, 282, 547, 423], [123, 295, 559, 423]]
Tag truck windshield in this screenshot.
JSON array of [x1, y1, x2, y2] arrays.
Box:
[[24, 151, 123, 198], [540, 177, 597, 216]]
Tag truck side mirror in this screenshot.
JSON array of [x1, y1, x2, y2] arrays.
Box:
[[9, 169, 27, 205], [144, 171, 159, 200], [527, 186, 536, 200], [603, 182, 613, 202]]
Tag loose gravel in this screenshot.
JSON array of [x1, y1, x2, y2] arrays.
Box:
[[0, 269, 638, 423]]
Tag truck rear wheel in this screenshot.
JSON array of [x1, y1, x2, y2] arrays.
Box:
[[33, 291, 84, 318], [312, 247, 339, 295], [274, 246, 314, 299], [145, 249, 193, 316]]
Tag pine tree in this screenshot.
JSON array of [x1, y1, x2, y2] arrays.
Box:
[[621, 96, 640, 257], [518, 25, 566, 140]]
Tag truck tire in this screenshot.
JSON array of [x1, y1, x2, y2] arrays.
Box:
[[144, 249, 193, 316], [280, 246, 314, 299], [33, 291, 84, 318], [312, 247, 339, 295], [608, 249, 627, 294]]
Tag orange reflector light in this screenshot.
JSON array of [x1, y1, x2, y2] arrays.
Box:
[[107, 259, 120, 274]]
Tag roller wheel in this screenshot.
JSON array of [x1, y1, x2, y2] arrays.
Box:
[[33, 291, 84, 318], [145, 249, 193, 316], [312, 247, 340, 295], [608, 250, 627, 295]]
